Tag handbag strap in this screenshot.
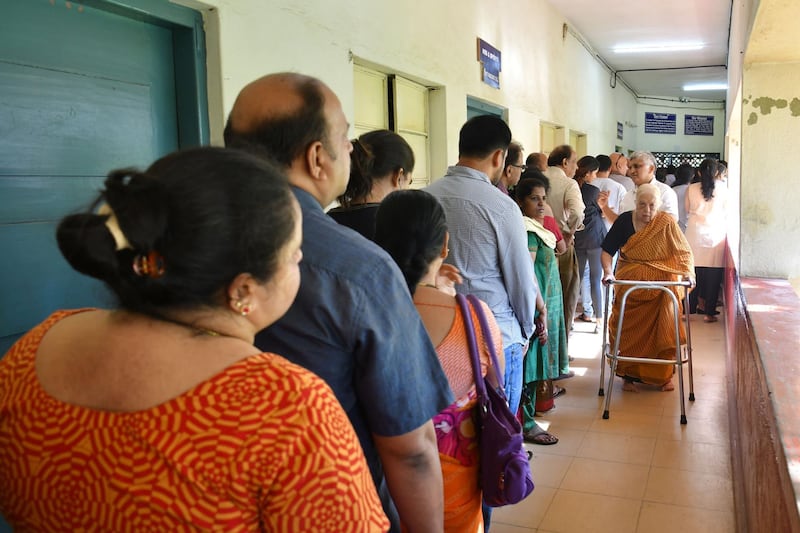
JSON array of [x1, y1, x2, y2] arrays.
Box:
[[455, 294, 487, 399], [466, 294, 506, 397]]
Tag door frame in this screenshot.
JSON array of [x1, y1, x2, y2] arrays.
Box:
[[85, 0, 210, 146]]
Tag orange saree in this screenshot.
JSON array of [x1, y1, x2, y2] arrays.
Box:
[[609, 212, 694, 385]]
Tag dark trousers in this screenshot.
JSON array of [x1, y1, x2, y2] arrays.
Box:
[[689, 266, 724, 316]]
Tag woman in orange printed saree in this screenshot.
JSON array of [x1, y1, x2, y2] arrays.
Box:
[[600, 184, 695, 392]]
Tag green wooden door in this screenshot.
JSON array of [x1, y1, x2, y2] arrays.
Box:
[[0, 0, 207, 355]]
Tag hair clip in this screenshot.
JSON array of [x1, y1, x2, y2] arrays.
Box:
[[132, 251, 165, 278], [97, 203, 132, 251]]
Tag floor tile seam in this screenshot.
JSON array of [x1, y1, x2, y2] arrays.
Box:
[[647, 464, 733, 478], [638, 497, 735, 514], [639, 495, 735, 513], [571, 451, 656, 468]]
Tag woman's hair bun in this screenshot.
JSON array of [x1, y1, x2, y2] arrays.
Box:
[[103, 169, 168, 251], [56, 213, 121, 282]]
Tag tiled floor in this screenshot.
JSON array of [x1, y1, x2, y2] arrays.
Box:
[[492, 314, 735, 533]]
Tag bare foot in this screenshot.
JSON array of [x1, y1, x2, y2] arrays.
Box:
[[622, 380, 639, 392], [661, 380, 675, 391]]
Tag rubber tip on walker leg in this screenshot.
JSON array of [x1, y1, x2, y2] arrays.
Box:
[[680, 415, 687, 425], [599, 388, 605, 397], [689, 392, 695, 401], [602, 410, 609, 420]]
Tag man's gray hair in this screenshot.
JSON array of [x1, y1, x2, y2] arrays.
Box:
[[630, 150, 656, 170]]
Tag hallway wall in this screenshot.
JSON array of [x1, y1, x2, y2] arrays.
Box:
[[182, 0, 642, 175]]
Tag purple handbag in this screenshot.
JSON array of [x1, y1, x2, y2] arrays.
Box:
[[456, 294, 534, 507]]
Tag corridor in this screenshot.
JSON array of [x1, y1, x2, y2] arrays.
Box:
[[494, 314, 734, 533]]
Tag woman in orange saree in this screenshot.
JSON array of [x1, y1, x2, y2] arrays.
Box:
[[601, 183, 695, 392]]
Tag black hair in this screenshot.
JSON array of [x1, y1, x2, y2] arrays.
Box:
[[56, 147, 296, 317], [374, 190, 447, 295], [223, 74, 329, 167], [547, 145, 574, 168], [458, 115, 512, 159], [518, 169, 550, 193], [596, 154, 612, 172], [338, 129, 415, 207], [575, 155, 600, 182], [515, 171, 551, 204], [504, 141, 524, 170], [673, 163, 694, 186], [698, 158, 719, 201]]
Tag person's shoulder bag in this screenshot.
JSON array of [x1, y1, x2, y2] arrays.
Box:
[[455, 293, 534, 507]]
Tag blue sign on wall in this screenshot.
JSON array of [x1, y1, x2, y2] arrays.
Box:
[[685, 114, 714, 136], [644, 112, 676, 134], [477, 38, 501, 89]]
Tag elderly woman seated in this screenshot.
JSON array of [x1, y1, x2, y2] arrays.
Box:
[[600, 183, 695, 392]]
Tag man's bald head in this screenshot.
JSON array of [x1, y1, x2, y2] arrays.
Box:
[[224, 73, 330, 168], [609, 152, 628, 175], [525, 152, 547, 172]]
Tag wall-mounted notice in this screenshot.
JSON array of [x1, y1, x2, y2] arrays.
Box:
[[685, 114, 714, 136], [644, 112, 676, 134], [477, 38, 501, 89], [617, 121, 623, 140]]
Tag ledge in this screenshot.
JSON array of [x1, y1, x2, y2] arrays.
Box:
[[729, 274, 800, 532]]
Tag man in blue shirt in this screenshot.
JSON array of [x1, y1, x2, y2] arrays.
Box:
[[224, 73, 452, 533], [425, 116, 541, 419]]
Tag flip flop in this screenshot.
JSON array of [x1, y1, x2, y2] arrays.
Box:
[[576, 313, 596, 323], [523, 426, 559, 445], [553, 385, 566, 398]]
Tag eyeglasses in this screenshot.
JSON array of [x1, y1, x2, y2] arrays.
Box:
[[511, 164, 527, 171]]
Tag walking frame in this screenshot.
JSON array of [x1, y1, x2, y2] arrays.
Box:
[[598, 279, 695, 424]]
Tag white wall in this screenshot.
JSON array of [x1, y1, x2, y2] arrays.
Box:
[[740, 62, 800, 279], [177, 0, 638, 176], [633, 102, 726, 155]]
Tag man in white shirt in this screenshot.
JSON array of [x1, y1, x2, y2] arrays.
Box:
[[615, 151, 679, 220], [593, 154, 626, 231]]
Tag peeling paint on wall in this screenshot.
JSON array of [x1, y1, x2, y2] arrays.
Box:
[[745, 96, 800, 125], [752, 96, 788, 114], [791, 97, 800, 117]]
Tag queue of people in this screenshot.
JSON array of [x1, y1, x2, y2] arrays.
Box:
[[0, 69, 730, 532]]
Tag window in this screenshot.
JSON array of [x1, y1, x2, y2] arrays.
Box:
[[353, 65, 432, 186]]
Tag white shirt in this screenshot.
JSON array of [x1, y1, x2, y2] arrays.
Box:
[[619, 178, 679, 220], [592, 176, 626, 231]]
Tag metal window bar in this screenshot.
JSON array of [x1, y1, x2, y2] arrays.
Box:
[[598, 280, 695, 424]]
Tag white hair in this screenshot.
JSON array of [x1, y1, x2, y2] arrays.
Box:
[[629, 150, 656, 170], [635, 182, 662, 209]]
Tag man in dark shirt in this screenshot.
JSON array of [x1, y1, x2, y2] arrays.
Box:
[[224, 72, 452, 533]]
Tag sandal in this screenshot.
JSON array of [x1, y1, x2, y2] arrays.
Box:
[[576, 313, 596, 323], [553, 385, 566, 398], [523, 426, 559, 445], [704, 315, 718, 323]]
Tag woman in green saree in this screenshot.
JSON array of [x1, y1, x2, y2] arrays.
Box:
[[514, 174, 568, 445]]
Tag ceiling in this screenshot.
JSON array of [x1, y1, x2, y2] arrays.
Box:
[[546, 0, 732, 102]]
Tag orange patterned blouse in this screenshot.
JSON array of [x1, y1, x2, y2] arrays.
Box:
[[0, 311, 388, 532]]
